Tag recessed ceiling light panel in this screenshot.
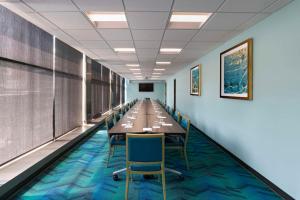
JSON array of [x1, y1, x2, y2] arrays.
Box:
[[114, 48, 135, 53], [160, 48, 182, 54], [126, 64, 140, 67], [156, 61, 171, 65], [87, 12, 128, 28], [153, 68, 165, 71], [169, 12, 211, 29]]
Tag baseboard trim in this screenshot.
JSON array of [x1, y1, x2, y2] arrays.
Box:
[[191, 124, 294, 200]]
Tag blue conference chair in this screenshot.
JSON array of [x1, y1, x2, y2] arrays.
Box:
[[125, 133, 166, 200], [106, 114, 125, 167], [114, 111, 121, 123], [173, 111, 182, 123], [166, 115, 190, 170]]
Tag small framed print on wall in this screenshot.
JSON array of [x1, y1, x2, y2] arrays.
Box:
[[220, 38, 253, 100], [190, 64, 201, 96]]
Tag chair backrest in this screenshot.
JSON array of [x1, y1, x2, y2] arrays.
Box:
[[115, 112, 121, 122], [106, 115, 114, 130], [126, 133, 165, 163], [121, 107, 126, 115], [169, 108, 175, 116], [173, 111, 181, 123], [180, 116, 191, 146]]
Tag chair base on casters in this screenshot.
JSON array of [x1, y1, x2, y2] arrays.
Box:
[[112, 167, 184, 181]]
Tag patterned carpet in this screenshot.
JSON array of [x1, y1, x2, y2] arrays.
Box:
[[11, 125, 282, 200]]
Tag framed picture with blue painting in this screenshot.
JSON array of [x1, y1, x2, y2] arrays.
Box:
[[220, 38, 253, 100], [190, 64, 201, 96]]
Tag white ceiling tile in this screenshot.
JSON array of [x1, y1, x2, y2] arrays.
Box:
[[203, 12, 256, 30], [180, 49, 205, 56], [161, 41, 188, 48], [127, 12, 169, 29], [124, 0, 172, 11], [163, 30, 198, 41], [26, 12, 59, 30], [79, 40, 110, 48], [136, 48, 159, 57], [173, 0, 224, 12], [192, 30, 231, 42], [236, 13, 270, 31], [97, 55, 120, 61], [98, 29, 132, 40], [134, 40, 161, 49], [23, 0, 78, 11], [41, 12, 92, 29], [53, 30, 81, 44], [140, 60, 155, 65], [64, 29, 101, 40], [157, 54, 177, 60], [118, 54, 138, 61], [72, 0, 124, 12], [107, 40, 134, 48], [90, 48, 115, 56], [263, 0, 293, 13], [219, 0, 277, 13], [132, 30, 164, 41], [184, 42, 220, 53], [1, 2, 34, 12], [221, 30, 242, 42]]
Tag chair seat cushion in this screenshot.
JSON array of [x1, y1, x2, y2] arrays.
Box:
[[130, 164, 161, 172], [110, 136, 126, 145], [165, 136, 184, 146]]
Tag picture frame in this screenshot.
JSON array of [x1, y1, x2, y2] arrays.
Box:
[[220, 38, 253, 100], [190, 64, 201, 96]]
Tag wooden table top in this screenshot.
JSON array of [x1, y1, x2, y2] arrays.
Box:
[[109, 99, 186, 136]]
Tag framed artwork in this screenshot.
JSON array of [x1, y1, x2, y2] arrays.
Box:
[[220, 38, 253, 100], [190, 64, 201, 96]]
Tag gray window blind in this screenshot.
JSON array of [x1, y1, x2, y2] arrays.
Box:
[[54, 39, 82, 137], [111, 71, 116, 107], [0, 6, 53, 165], [90, 60, 102, 118], [116, 74, 121, 106], [122, 78, 125, 104], [102, 66, 110, 112]]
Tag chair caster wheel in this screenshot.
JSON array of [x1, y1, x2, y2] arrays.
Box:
[[113, 174, 119, 181]]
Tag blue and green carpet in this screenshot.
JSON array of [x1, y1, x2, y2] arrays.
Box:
[[11, 125, 282, 200]]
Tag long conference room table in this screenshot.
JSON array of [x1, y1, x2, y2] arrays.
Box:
[[109, 99, 186, 179]]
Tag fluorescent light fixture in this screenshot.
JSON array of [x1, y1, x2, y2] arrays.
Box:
[[153, 68, 165, 71], [126, 64, 139, 67], [170, 12, 211, 23], [169, 12, 211, 29], [133, 72, 141, 75], [87, 12, 126, 22], [130, 68, 141, 71], [135, 76, 143, 78], [151, 76, 160, 78], [156, 61, 171, 65], [160, 48, 182, 54], [152, 72, 161, 75], [114, 48, 135, 53], [87, 12, 128, 28]]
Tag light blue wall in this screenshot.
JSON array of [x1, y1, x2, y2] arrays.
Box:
[[126, 80, 165, 102], [166, 1, 300, 198]]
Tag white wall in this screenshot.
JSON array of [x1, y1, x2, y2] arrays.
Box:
[[166, 1, 300, 198], [126, 80, 165, 102]]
